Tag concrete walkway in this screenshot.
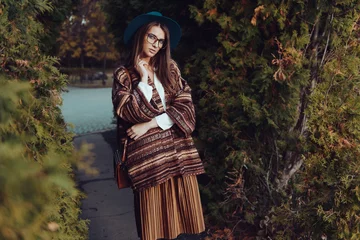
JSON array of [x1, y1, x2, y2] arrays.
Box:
[[74, 130, 139, 240]]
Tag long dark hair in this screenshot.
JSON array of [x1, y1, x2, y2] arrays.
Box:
[[126, 22, 179, 95]]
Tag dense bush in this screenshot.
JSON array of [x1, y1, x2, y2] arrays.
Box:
[[188, 0, 360, 239], [0, 1, 93, 239]]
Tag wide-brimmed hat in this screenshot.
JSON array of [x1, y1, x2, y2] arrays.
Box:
[[124, 11, 181, 50]]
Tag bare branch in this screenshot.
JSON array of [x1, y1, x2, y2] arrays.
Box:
[[320, 13, 334, 68], [275, 155, 304, 190]]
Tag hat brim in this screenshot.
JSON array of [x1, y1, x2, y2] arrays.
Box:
[[124, 13, 181, 50]]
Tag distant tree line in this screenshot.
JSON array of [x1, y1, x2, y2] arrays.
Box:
[[57, 0, 119, 69]]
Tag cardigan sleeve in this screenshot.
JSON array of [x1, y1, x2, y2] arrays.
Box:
[[112, 67, 161, 124], [165, 61, 196, 137]]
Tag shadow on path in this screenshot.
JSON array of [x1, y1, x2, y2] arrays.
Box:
[[74, 130, 139, 240], [100, 129, 117, 152]]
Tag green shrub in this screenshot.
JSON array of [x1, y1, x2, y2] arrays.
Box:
[[0, 1, 93, 239]]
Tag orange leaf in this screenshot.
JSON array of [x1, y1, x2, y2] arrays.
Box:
[[207, 8, 217, 17], [251, 5, 265, 26]]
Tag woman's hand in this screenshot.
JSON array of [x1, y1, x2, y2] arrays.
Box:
[[127, 119, 158, 140], [135, 58, 149, 83]]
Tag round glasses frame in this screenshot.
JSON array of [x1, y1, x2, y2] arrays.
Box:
[[146, 33, 167, 49]]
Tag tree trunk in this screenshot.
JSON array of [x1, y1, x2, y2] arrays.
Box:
[[275, 13, 326, 190], [103, 53, 107, 72], [102, 53, 107, 86]]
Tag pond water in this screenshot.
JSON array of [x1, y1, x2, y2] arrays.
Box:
[[61, 87, 116, 135]]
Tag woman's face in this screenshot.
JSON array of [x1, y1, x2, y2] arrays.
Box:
[[141, 25, 166, 60]]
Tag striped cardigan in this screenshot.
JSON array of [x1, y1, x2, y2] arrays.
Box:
[[112, 60, 205, 191]]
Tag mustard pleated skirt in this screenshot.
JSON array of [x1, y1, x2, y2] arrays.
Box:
[[135, 175, 205, 240]]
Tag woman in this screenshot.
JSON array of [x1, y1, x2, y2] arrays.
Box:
[[112, 11, 205, 240]]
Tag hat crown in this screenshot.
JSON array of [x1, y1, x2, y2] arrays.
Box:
[[146, 11, 163, 17]]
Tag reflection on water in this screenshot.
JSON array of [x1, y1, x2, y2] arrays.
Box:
[[61, 87, 115, 135]]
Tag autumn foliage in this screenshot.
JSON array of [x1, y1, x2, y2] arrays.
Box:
[[57, 0, 119, 68]]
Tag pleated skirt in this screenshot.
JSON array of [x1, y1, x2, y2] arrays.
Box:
[[135, 175, 205, 240]]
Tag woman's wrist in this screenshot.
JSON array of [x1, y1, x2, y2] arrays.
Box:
[[147, 118, 158, 130]]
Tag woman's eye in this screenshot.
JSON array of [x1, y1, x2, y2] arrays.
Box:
[[149, 34, 156, 39], [159, 40, 165, 45]]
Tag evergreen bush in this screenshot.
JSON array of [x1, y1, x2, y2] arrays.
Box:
[[0, 1, 93, 239], [188, 0, 360, 238]]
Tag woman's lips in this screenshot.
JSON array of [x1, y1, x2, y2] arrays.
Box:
[[149, 49, 156, 54]]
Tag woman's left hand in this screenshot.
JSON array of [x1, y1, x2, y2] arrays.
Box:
[[127, 122, 150, 140], [127, 119, 158, 140]]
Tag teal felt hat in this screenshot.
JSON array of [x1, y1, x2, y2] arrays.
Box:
[[124, 11, 181, 50]]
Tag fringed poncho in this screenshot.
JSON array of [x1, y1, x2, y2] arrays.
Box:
[[112, 60, 205, 191]]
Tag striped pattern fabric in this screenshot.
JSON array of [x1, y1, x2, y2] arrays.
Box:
[[112, 60, 205, 191], [147, 76, 165, 112], [138, 175, 205, 240], [166, 63, 196, 138]]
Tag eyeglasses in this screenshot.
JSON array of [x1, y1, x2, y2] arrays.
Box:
[[146, 33, 166, 49]]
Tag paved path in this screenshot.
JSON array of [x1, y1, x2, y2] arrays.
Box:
[[74, 130, 139, 240]]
